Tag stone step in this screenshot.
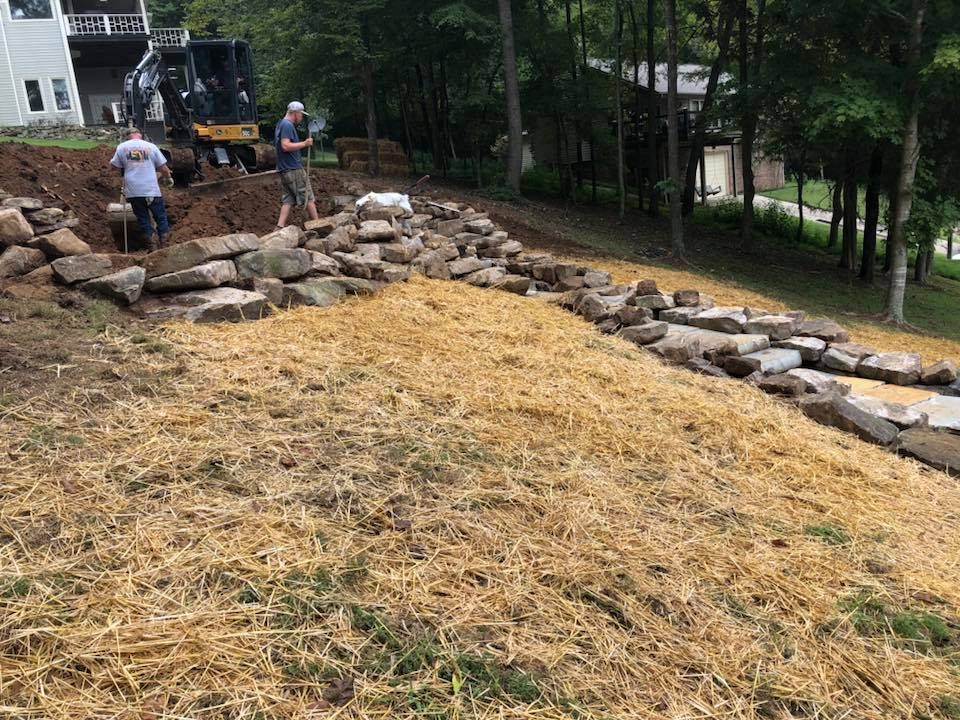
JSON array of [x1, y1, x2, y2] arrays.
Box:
[[725, 348, 803, 377], [897, 428, 960, 476], [912, 396, 960, 433]]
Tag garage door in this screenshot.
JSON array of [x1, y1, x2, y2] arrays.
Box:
[[703, 151, 728, 196]]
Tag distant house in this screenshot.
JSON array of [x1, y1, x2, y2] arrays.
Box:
[[532, 59, 784, 197], [0, 0, 189, 127]]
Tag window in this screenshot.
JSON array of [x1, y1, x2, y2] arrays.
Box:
[[10, 0, 52, 20], [24, 80, 44, 113], [690, 99, 705, 113], [51, 79, 72, 111]]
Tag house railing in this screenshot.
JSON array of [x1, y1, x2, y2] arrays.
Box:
[[151, 27, 190, 48], [65, 14, 147, 36]]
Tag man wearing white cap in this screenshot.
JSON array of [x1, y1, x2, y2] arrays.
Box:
[[274, 101, 319, 230]]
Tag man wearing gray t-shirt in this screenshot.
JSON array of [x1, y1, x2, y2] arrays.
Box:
[[110, 127, 174, 251]]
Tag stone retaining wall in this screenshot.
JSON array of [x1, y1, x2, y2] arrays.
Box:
[[0, 125, 121, 143], [1, 185, 959, 475]]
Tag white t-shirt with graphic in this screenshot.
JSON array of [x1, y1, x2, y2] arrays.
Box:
[[110, 140, 167, 198]]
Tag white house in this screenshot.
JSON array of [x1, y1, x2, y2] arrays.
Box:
[[0, 0, 188, 127]]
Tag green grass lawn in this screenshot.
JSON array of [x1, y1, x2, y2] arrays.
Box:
[[761, 180, 873, 217], [0, 136, 104, 150]]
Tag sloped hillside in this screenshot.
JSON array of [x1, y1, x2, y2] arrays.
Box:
[[1, 277, 958, 719]]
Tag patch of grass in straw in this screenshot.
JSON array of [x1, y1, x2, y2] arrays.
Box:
[[1, 276, 959, 718], [803, 522, 851, 546]]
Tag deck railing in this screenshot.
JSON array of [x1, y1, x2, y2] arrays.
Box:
[[65, 14, 147, 36]]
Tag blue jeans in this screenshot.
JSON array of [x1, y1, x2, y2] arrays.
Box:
[[129, 196, 170, 241]]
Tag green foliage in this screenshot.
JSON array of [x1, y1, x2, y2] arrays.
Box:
[[803, 523, 850, 546], [940, 696, 960, 719], [1, 577, 31, 598]]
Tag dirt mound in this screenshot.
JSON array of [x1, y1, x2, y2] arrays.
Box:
[[0, 143, 354, 253]]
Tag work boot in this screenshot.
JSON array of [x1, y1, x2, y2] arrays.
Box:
[[145, 235, 159, 253], [157, 233, 170, 249]]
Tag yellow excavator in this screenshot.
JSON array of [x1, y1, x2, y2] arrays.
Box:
[[122, 39, 275, 187]]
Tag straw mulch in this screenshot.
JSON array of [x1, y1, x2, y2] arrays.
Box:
[[1, 276, 959, 719]]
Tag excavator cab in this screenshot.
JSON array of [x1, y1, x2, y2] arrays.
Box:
[[187, 41, 257, 137], [121, 38, 275, 186]]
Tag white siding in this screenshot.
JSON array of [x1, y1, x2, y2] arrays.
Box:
[[0, 0, 81, 126]]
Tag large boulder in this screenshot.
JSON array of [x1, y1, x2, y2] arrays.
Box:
[[34, 228, 91, 258], [772, 336, 826, 363], [478, 240, 523, 258], [412, 252, 452, 280], [689, 307, 748, 334], [725, 348, 803, 378], [305, 225, 354, 255], [620, 321, 669, 346], [584, 271, 612, 288], [235, 248, 313, 280], [822, 343, 876, 374], [307, 251, 341, 276], [797, 392, 899, 446], [673, 289, 701, 307], [911, 396, 960, 433], [145, 260, 238, 292], [436, 219, 465, 236], [0, 207, 34, 246], [82, 266, 146, 305], [787, 368, 851, 396], [333, 251, 386, 280], [144, 234, 259, 278], [742, 315, 800, 341], [0, 264, 56, 301], [253, 277, 283, 305], [494, 274, 531, 295], [577, 294, 625, 323], [380, 243, 420, 264], [280, 279, 350, 308], [796, 318, 849, 343], [464, 218, 496, 235], [2, 197, 42, 211], [757, 373, 807, 397], [857, 352, 922, 386], [448, 257, 486, 277], [659, 306, 704, 325], [633, 294, 676, 311], [921, 360, 959, 386], [28, 207, 65, 226], [532, 262, 580, 285], [259, 225, 305, 249], [0, 245, 45, 278], [615, 306, 654, 327], [897, 429, 960, 476], [464, 267, 508, 288], [357, 220, 398, 242], [167, 287, 269, 323], [51, 254, 113, 284], [647, 333, 702, 363], [845, 394, 928, 430]]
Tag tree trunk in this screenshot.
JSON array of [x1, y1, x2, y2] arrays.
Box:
[[498, 0, 524, 192], [418, 62, 444, 173], [737, 0, 765, 246], [629, 2, 642, 208], [398, 85, 416, 174], [645, 0, 659, 216], [828, 180, 842, 249], [884, 0, 927, 322], [840, 149, 858, 270], [860, 145, 883, 283], [361, 59, 380, 175], [614, 1, 626, 220], [737, 0, 753, 244], [682, 1, 735, 216], [566, 0, 584, 190], [579, 0, 597, 202], [665, 0, 684, 258], [948, 229, 954, 260], [795, 171, 805, 243]]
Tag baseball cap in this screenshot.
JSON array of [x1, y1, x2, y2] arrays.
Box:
[[287, 101, 310, 116]]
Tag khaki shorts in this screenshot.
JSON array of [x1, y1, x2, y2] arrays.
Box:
[[279, 167, 315, 207]]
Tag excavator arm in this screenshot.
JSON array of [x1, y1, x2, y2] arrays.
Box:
[[122, 49, 192, 142]]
